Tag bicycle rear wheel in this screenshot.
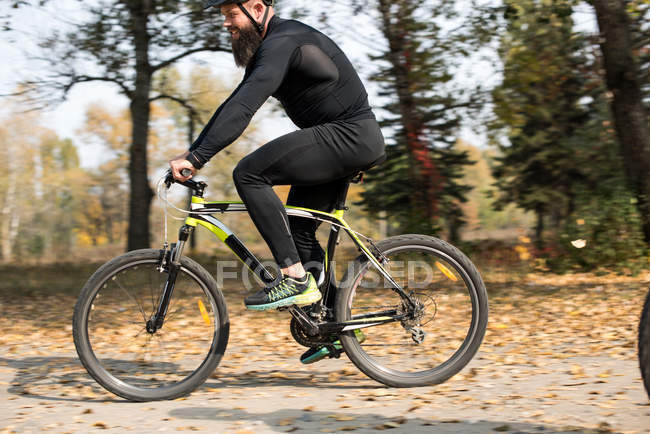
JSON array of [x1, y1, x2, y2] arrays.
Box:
[[73, 249, 229, 401], [639, 289, 650, 399], [336, 234, 488, 387]]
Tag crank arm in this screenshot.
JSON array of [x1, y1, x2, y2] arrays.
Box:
[[287, 306, 320, 336]]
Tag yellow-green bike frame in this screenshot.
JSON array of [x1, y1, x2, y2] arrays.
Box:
[[152, 175, 416, 338]]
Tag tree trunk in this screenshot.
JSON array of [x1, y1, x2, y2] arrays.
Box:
[[101, 194, 114, 244], [1, 144, 19, 262], [377, 0, 435, 232], [1, 173, 19, 262], [591, 0, 650, 244], [534, 205, 544, 250], [127, 2, 154, 251]]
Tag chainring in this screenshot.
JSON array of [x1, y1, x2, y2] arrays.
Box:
[[289, 317, 335, 347]]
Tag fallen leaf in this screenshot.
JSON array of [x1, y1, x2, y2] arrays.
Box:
[[277, 418, 294, 426], [330, 414, 356, 422]]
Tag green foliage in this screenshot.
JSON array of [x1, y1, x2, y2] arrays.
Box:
[[544, 94, 647, 273], [490, 0, 603, 244], [488, 0, 649, 268], [26, 234, 45, 257], [547, 186, 648, 275]]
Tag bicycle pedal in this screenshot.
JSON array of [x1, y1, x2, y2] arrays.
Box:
[[278, 304, 310, 312], [326, 345, 342, 359]]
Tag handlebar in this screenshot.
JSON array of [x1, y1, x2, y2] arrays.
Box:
[[163, 169, 207, 197]]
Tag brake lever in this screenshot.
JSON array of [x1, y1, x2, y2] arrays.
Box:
[[164, 170, 175, 188], [164, 168, 193, 188]]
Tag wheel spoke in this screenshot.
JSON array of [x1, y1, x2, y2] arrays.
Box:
[[132, 326, 147, 339], [75, 253, 226, 400], [113, 275, 148, 323], [338, 236, 487, 387], [148, 267, 157, 314]]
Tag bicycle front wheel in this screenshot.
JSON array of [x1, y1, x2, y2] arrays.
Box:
[[336, 234, 488, 387], [73, 249, 229, 401]]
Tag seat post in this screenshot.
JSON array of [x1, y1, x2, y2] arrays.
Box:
[[333, 176, 354, 210]]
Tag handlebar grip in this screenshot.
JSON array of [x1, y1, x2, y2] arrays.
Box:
[[181, 168, 192, 178]]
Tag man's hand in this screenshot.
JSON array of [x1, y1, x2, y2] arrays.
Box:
[[169, 151, 197, 181]]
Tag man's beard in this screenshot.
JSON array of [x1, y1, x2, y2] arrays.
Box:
[[231, 23, 263, 68]]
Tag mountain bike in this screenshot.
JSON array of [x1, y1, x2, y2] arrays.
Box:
[[639, 290, 650, 399], [72, 169, 488, 401]]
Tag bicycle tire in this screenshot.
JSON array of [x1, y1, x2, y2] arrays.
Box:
[[336, 234, 488, 388], [639, 289, 650, 399], [73, 249, 229, 401]]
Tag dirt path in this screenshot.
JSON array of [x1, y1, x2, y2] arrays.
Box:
[[1, 342, 649, 433], [1, 273, 650, 433]]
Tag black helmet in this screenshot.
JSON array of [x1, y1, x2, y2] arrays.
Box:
[[204, 0, 274, 35], [204, 0, 272, 9], [203, 0, 233, 8]]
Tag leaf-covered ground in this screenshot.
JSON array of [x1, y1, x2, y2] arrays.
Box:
[[1, 266, 649, 433]]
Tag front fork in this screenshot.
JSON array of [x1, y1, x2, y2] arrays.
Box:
[[146, 224, 194, 334]]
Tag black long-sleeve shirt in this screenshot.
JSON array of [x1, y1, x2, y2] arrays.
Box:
[[188, 15, 375, 166]]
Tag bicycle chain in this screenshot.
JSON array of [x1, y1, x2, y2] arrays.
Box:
[[289, 296, 429, 347], [289, 317, 335, 347]]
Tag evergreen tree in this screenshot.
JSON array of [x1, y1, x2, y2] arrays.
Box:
[[359, 0, 473, 241], [490, 0, 593, 247]]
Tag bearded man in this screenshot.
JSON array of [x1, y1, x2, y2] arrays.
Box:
[[168, 0, 385, 347]]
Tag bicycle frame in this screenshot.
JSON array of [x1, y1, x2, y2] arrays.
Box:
[[150, 179, 416, 336], [186, 196, 403, 288]]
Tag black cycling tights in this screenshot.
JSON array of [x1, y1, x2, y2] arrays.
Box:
[[233, 118, 385, 277]]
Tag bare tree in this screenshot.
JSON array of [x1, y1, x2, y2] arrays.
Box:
[[6, 0, 232, 250]]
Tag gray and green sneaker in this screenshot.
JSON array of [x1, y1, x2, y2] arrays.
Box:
[[300, 329, 366, 364], [244, 273, 321, 311]]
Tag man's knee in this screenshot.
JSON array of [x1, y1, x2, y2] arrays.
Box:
[[233, 158, 261, 188]]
